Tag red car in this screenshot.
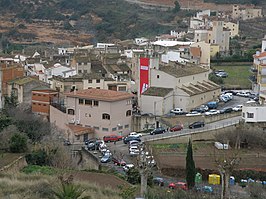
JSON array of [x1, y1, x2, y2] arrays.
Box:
[[103, 135, 123, 142], [168, 182, 188, 191], [170, 124, 183, 132], [112, 157, 126, 166]]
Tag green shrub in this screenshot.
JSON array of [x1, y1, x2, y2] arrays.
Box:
[[9, 133, 28, 153]]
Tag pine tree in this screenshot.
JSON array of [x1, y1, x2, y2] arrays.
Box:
[[186, 139, 196, 189]]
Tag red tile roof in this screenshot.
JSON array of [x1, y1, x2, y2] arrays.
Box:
[[253, 52, 266, 59], [66, 124, 94, 136], [65, 88, 135, 102]]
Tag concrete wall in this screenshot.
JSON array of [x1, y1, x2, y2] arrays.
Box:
[[80, 148, 100, 170]]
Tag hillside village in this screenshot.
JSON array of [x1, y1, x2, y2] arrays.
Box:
[[1, 1, 266, 199]]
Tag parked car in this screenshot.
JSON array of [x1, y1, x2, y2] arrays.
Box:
[[123, 136, 141, 144], [129, 145, 139, 152], [129, 132, 142, 137], [232, 105, 243, 111], [63, 140, 71, 146], [190, 107, 206, 113], [153, 177, 164, 186], [236, 92, 249, 97], [216, 71, 228, 78], [129, 140, 141, 147], [204, 109, 220, 116], [245, 99, 256, 104], [195, 185, 213, 193], [103, 135, 123, 142], [150, 127, 166, 135], [170, 124, 183, 132], [189, 121, 205, 129], [219, 107, 233, 114], [87, 140, 106, 150], [123, 164, 134, 172], [112, 157, 126, 166], [170, 108, 184, 115], [129, 150, 140, 156], [100, 153, 112, 163], [168, 182, 188, 191], [186, 111, 202, 117], [207, 101, 218, 109]]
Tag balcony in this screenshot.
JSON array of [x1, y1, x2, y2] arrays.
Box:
[[51, 102, 66, 113], [248, 75, 257, 83], [250, 67, 258, 73]]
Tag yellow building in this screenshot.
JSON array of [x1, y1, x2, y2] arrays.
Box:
[[210, 44, 220, 58]]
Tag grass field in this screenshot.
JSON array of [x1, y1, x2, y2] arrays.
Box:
[[211, 64, 252, 89]]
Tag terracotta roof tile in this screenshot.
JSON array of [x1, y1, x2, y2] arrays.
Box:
[[253, 52, 266, 59], [66, 124, 94, 136], [65, 88, 135, 102]]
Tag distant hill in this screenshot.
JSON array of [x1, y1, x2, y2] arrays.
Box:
[[0, 0, 178, 45]]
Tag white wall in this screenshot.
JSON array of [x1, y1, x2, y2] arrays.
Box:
[[242, 105, 266, 122]]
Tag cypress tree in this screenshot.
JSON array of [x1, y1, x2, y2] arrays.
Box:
[[186, 139, 196, 189]]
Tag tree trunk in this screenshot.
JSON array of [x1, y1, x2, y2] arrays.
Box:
[[220, 171, 225, 199], [224, 173, 230, 199], [140, 171, 147, 198]]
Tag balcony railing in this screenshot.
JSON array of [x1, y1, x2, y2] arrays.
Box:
[[51, 102, 66, 113]]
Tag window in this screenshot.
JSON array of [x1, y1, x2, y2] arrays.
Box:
[[84, 70, 87, 73], [102, 128, 109, 131], [157, 75, 160, 79], [96, 79, 100, 83], [94, 101, 99, 106], [125, 124, 129, 128], [127, 100, 131, 105], [79, 99, 84, 104], [76, 135, 80, 140], [102, 113, 110, 120], [96, 87, 100, 89], [247, 112, 254, 118], [126, 110, 132, 117], [118, 86, 126, 91], [78, 70, 82, 73], [88, 80, 92, 83], [43, 104, 47, 106], [94, 126, 99, 130], [112, 127, 117, 131], [85, 99, 92, 105], [33, 102, 36, 105], [68, 109, 75, 115]]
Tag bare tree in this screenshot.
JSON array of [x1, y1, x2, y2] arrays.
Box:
[[136, 143, 153, 198], [215, 150, 241, 199]]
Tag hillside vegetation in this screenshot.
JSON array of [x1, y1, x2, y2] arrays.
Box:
[[0, 171, 122, 199], [0, 0, 180, 44]]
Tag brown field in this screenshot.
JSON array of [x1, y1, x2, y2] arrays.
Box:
[[71, 171, 130, 189], [139, 0, 253, 11], [154, 142, 266, 171]]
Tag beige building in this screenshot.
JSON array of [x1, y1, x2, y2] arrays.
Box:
[[50, 73, 131, 93], [50, 89, 134, 139], [232, 5, 262, 21], [210, 44, 220, 58], [190, 41, 211, 68], [194, 21, 230, 54], [242, 104, 266, 123], [223, 21, 239, 38], [139, 62, 221, 114]]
